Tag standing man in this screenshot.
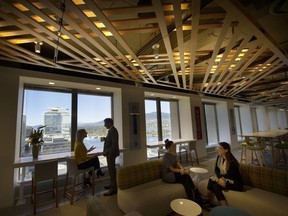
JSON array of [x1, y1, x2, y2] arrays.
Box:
[[102, 118, 119, 196]]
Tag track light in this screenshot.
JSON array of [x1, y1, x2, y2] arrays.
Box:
[[34, 41, 43, 53], [152, 43, 160, 59]]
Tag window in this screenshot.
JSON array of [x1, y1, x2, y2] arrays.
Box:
[[18, 85, 112, 181], [21, 88, 72, 157], [203, 103, 219, 146], [78, 92, 112, 167], [234, 106, 243, 140], [145, 98, 180, 158]]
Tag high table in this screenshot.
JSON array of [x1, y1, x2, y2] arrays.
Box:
[[147, 139, 198, 165], [239, 131, 288, 167], [13, 148, 125, 205], [170, 198, 202, 216]]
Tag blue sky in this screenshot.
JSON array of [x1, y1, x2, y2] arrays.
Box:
[[24, 90, 170, 126], [24, 90, 111, 126]]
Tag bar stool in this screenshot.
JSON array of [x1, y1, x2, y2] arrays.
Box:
[[274, 143, 288, 164], [240, 141, 247, 163], [179, 144, 188, 163], [31, 161, 58, 215], [179, 142, 199, 166], [247, 138, 266, 166], [240, 139, 257, 163], [63, 157, 95, 204]]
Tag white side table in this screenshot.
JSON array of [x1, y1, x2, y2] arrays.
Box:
[[170, 198, 202, 216], [190, 167, 208, 185]]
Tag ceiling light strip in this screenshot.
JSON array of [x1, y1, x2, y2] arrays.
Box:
[[224, 45, 267, 96], [214, 35, 255, 94], [230, 60, 283, 97]]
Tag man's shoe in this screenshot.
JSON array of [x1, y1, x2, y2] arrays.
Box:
[[103, 190, 117, 196], [104, 185, 110, 190]]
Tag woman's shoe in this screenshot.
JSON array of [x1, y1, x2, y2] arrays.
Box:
[[97, 169, 105, 178]]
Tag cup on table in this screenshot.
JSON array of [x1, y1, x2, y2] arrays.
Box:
[[100, 137, 105, 142]]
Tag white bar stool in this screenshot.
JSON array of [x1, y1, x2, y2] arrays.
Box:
[[63, 157, 95, 204]]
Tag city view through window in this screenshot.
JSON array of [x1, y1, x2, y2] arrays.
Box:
[[18, 87, 179, 180], [21, 88, 112, 158], [145, 99, 180, 158]]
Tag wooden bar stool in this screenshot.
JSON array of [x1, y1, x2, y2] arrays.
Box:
[[63, 157, 95, 204], [240, 139, 257, 163], [185, 141, 199, 166], [179, 144, 188, 163], [247, 138, 266, 166], [31, 161, 58, 215], [275, 143, 288, 164]]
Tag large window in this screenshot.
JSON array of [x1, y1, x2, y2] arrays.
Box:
[[203, 103, 219, 146], [77, 92, 111, 156], [21, 88, 72, 157], [18, 85, 112, 181], [145, 98, 180, 158]]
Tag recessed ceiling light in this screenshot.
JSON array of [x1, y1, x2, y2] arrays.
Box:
[[96, 87, 101, 90], [49, 82, 55, 85]]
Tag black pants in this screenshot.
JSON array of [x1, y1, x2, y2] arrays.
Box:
[[174, 173, 199, 201], [106, 154, 117, 193], [77, 156, 100, 176], [207, 178, 243, 201]]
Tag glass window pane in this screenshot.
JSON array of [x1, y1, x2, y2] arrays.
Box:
[[161, 101, 171, 141], [204, 104, 219, 146], [145, 100, 158, 144], [21, 89, 72, 157], [77, 93, 112, 166]]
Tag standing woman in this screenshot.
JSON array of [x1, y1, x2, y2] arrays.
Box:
[[162, 139, 201, 202], [206, 142, 243, 206], [74, 129, 104, 187]]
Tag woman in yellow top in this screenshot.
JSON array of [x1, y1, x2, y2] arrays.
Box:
[[74, 129, 104, 187]]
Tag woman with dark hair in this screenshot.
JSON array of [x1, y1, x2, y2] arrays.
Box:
[[162, 139, 202, 203], [206, 142, 243, 206], [74, 129, 105, 187]]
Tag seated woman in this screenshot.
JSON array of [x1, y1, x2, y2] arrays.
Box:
[[161, 139, 202, 203], [74, 129, 104, 187], [206, 142, 243, 206]]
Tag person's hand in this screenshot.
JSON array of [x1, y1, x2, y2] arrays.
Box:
[[217, 177, 226, 188], [180, 168, 185, 175], [184, 169, 191, 174], [89, 145, 96, 152]]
